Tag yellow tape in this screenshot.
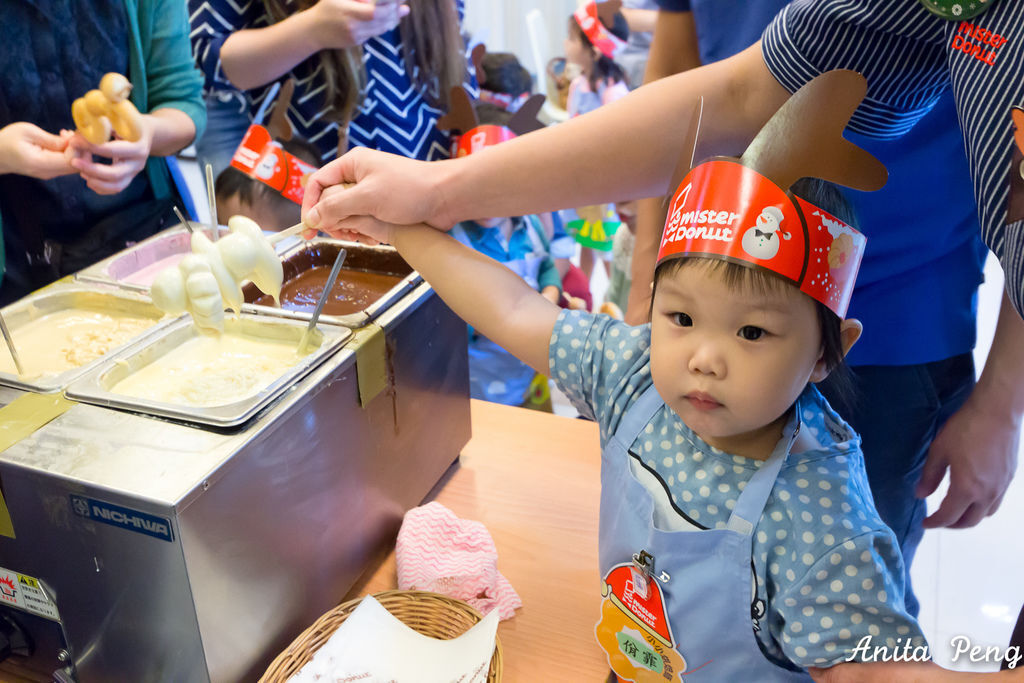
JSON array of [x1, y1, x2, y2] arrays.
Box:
[[0, 393, 75, 453], [0, 487, 13, 539], [0, 393, 76, 539], [353, 323, 387, 408]]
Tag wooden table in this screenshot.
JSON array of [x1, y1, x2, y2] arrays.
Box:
[[344, 399, 611, 681]]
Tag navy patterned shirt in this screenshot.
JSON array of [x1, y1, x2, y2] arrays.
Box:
[[189, 0, 476, 163]]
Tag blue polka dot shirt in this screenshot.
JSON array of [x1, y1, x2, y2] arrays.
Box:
[[548, 309, 926, 669]]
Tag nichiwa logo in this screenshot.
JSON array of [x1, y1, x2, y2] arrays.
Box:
[[70, 495, 174, 542]]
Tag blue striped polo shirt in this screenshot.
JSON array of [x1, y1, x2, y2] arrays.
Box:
[[762, 0, 1024, 318]]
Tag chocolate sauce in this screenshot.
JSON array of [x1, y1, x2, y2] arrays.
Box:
[[273, 266, 402, 315]]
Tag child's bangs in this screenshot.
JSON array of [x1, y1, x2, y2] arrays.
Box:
[[656, 257, 791, 298]]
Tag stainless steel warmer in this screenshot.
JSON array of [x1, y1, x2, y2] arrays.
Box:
[[0, 238, 471, 682]]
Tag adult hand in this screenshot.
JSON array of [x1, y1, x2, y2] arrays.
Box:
[[916, 392, 1019, 529], [302, 147, 450, 234], [66, 116, 154, 195], [309, 0, 408, 50], [0, 122, 76, 179], [312, 184, 392, 244]]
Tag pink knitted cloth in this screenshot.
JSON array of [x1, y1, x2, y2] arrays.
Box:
[[396, 502, 522, 620]]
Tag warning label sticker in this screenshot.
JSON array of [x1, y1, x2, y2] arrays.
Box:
[[0, 566, 60, 621]]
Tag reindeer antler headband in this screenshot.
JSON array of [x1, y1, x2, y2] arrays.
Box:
[[656, 70, 888, 318], [436, 59, 546, 158]]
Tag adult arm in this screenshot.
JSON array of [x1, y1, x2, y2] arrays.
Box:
[[219, 0, 406, 90], [303, 42, 789, 234], [621, 8, 659, 34], [916, 288, 1024, 528], [625, 8, 701, 324], [69, 0, 205, 193]]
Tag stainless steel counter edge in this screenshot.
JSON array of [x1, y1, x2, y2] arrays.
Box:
[[0, 281, 438, 512]]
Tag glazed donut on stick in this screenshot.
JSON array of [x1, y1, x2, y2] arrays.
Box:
[[70, 73, 143, 145]]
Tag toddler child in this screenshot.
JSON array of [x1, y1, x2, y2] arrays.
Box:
[[215, 135, 320, 230], [304, 71, 1016, 681], [564, 0, 631, 290], [439, 76, 562, 407]]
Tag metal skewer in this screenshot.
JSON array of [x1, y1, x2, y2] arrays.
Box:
[[0, 311, 25, 376], [205, 163, 219, 241], [298, 248, 347, 354], [173, 206, 198, 235]]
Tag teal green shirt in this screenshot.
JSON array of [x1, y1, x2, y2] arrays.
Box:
[[0, 0, 206, 286]]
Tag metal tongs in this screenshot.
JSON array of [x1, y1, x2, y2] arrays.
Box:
[[297, 248, 347, 354]]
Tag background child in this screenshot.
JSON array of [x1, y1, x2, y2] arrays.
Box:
[[215, 136, 320, 230], [476, 49, 593, 315], [444, 63, 563, 408], [563, 1, 630, 296]]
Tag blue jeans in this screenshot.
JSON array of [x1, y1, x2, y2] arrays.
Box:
[[819, 354, 975, 618], [195, 92, 251, 180]]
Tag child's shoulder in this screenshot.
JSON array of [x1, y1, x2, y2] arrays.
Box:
[[549, 309, 654, 433]]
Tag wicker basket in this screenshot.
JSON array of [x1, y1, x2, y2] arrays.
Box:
[[260, 590, 503, 682]]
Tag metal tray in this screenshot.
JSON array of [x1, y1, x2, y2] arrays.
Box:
[[64, 314, 352, 428], [241, 239, 421, 328], [74, 223, 298, 294], [0, 286, 171, 393]]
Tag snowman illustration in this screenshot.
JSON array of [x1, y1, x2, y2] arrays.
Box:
[[741, 206, 790, 259], [254, 145, 283, 181]]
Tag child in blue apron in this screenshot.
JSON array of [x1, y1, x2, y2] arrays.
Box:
[[304, 72, 1006, 680], [451, 212, 561, 405]]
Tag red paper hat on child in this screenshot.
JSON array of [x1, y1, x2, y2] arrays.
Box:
[[573, 1, 627, 60], [228, 79, 317, 204], [229, 124, 317, 204], [657, 71, 889, 318], [437, 47, 546, 158]]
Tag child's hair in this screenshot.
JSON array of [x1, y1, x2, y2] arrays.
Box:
[[473, 102, 513, 128], [651, 177, 857, 398], [479, 52, 532, 99], [568, 12, 628, 92], [215, 136, 321, 226]]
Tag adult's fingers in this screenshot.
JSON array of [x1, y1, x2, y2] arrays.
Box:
[[922, 490, 973, 529], [25, 126, 67, 151], [302, 153, 360, 223], [913, 448, 948, 499]]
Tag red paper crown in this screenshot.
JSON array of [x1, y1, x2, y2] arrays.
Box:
[[573, 1, 627, 59], [229, 124, 317, 205], [658, 160, 866, 317], [655, 71, 889, 318], [438, 80, 546, 158], [453, 124, 518, 157]]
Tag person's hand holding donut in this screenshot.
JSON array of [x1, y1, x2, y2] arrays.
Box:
[[66, 114, 154, 195], [308, 0, 409, 50], [0, 122, 77, 179]]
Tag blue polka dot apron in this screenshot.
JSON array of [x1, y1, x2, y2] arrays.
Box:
[[596, 385, 811, 681]]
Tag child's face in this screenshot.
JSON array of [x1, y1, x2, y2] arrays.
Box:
[[564, 26, 594, 69], [649, 262, 829, 460]]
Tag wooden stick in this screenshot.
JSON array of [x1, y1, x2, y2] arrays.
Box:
[[267, 222, 309, 245]]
